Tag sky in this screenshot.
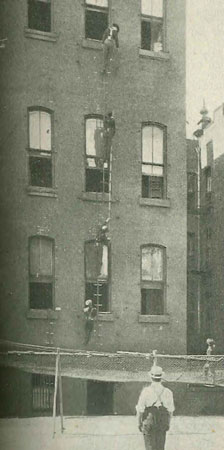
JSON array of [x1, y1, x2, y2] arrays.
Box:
[[186, 0, 224, 137]]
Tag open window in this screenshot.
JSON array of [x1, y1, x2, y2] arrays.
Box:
[[85, 240, 110, 312], [28, 0, 52, 32], [205, 166, 212, 194], [142, 123, 166, 199], [85, 116, 109, 193], [141, 0, 164, 52], [28, 108, 53, 188], [32, 374, 54, 411], [141, 245, 165, 315], [85, 0, 108, 41], [29, 236, 54, 309]]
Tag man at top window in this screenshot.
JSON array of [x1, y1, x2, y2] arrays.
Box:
[[102, 23, 120, 72]]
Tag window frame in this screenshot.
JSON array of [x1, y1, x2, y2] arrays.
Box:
[[141, 122, 167, 199], [27, 0, 53, 34], [140, 0, 166, 53], [187, 171, 197, 211], [84, 114, 109, 194], [84, 239, 111, 313], [84, 0, 109, 42], [27, 107, 55, 191], [32, 373, 54, 412], [205, 166, 212, 194], [140, 244, 166, 315], [28, 235, 55, 310]]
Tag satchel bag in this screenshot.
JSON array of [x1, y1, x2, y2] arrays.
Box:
[[142, 389, 170, 433]]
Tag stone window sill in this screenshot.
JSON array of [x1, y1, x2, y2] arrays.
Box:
[[79, 192, 114, 203], [27, 187, 58, 198], [98, 313, 114, 322], [24, 28, 58, 42], [139, 197, 171, 208], [138, 314, 169, 323], [82, 38, 103, 51], [139, 49, 170, 61], [27, 309, 58, 320]]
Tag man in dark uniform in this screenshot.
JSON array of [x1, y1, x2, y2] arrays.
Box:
[[103, 112, 115, 161]]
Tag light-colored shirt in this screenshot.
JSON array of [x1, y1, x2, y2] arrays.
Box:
[[136, 382, 175, 416]]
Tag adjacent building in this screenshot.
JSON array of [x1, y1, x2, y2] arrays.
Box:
[[0, 0, 187, 416], [186, 138, 201, 354], [195, 104, 224, 354]]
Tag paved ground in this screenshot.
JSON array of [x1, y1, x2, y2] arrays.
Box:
[[0, 415, 223, 450]]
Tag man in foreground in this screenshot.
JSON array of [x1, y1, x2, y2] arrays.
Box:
[[136, 365, 174, 450]]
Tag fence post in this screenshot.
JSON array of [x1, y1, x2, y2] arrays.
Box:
[[52, 348, 60, 438], [58, 353, 65, 433], [152, 350, 158, 366]]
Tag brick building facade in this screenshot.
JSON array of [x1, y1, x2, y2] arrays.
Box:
[[0, 0, 187, 416]]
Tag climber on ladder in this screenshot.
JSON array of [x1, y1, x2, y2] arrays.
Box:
[[102, 23, 120, 73], [83, 299, 97, 345], [103, 112, 116, 162]]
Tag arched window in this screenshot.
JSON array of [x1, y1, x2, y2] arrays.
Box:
[[85, 0, 108, 41], [29, 236, 54, 309], [85, 115, 109, 193], [84, 240, 110, 312], [141, 245, 166, 315], [28, 108, 53, 188], [142, 123, 166, 199]]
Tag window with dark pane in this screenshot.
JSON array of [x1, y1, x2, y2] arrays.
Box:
[[29, 236, 54, 309], [142, 124, 165, 199], [85, 0, 108, 41], [141, 288, 164, 315], [29, 156, 52, 187], [85, 240, 110, 312], [28, 0, 51, 32], [205, 166, 212, 193], [141, 0, 164, 52], [85, 116, 109, 193], [187, 172, 197, 211], [141, 245, 165, 315]]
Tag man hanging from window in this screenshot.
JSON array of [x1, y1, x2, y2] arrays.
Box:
[[102, 23, 119, 73], [83, 299, 97, 345], [103, 112, 115, 161]]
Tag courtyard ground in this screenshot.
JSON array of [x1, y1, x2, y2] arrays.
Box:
[[0, 415, 223, 450]]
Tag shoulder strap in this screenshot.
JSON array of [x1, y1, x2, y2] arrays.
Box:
[[152, 387, 165, 406]]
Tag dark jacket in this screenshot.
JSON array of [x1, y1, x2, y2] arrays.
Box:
[[104, 115, 116, 136], [102, 27, 119, 48]]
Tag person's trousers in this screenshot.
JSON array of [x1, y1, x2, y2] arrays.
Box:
[[143, 431, 166, 450], [103, 39, 115, 70]]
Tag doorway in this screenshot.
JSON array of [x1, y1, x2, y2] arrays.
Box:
[[87, 380, 114, 415]]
